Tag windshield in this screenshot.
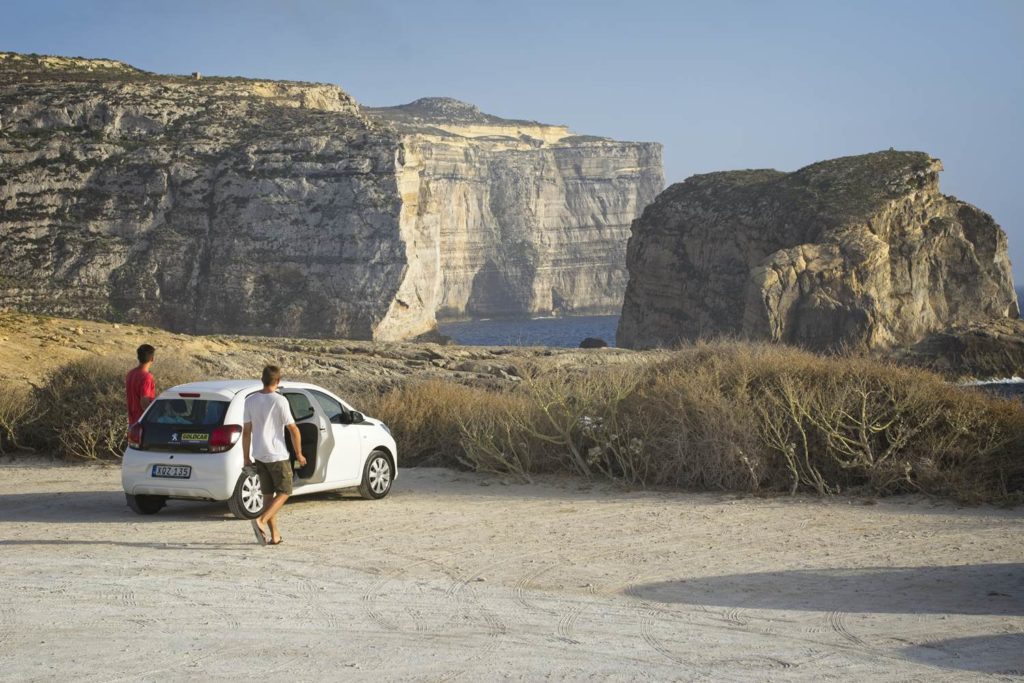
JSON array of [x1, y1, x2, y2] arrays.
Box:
[[143, 398, 229, 427]]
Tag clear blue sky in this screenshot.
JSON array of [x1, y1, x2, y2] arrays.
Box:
[[4, 0, 1023, 281]]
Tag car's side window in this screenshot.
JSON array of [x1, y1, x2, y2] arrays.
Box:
[[310, 390, 346, 424], [283, 392, 316, 422]]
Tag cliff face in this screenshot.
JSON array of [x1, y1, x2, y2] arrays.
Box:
[[0, 52, 430, 340], [617, 151, 1018, 351], [365, 98, 663, 319], [0, 55, 662, 339]]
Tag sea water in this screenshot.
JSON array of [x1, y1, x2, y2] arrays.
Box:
[[438, 315, 619, 348]]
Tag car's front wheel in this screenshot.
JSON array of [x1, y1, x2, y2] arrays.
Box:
[[359, 450, 393, 500], [227, 467, 265, 519], [126, 494, 166, 515]]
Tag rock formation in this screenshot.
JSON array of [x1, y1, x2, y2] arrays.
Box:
[[364, 98, 663, 319], [886, 318, 1024, 380], [617, 151, 1018, 351], [0, 53, 662, 340]]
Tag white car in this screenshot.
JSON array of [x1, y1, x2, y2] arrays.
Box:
[[121, 380, 397, 518]]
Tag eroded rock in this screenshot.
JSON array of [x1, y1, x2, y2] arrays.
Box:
[[618, 151, 1018, 351], [365, 98, 663, 320], [0, 53, 663, 340]]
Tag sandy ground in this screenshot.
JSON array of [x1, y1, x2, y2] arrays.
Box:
[[0, 462, 1021, 682]]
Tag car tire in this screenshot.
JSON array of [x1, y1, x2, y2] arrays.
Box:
[[126, 494, 166, 515], [227, 467, 265, 519], [359, 450, 394, 500]]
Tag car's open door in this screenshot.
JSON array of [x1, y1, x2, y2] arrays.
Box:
[[281, 389, 333, 485], [308, 389, 364, 484]]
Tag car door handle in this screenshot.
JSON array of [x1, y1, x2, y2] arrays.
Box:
[[319, 426, 327, 432]]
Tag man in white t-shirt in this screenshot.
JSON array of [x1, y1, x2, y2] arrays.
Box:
[[243, 365, 304, 546]]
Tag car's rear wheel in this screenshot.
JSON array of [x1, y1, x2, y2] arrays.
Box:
[[227, 467, 265, 519], [359, 450, 393, 500], [126, 494, 166, 515]]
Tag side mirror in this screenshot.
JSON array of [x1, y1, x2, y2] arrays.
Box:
[[350, 411, 364, 424]]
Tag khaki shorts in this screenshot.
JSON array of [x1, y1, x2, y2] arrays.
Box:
[[255, 459, 293, 495]]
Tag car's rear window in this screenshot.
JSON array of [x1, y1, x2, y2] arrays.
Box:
[[143, 399, 229, 427]]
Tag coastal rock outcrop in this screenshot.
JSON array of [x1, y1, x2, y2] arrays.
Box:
[[365, 98, 663, 319], [617, 151, 1018, 351], [886, 318, 1024, 379], [0, 53, 662, 340]]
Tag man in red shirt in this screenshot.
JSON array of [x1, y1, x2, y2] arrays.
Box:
[[125, 344, 156, 425]]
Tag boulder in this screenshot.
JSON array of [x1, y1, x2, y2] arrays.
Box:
[[886, 318, 1024, 379], [618, 151, 1018, 351]]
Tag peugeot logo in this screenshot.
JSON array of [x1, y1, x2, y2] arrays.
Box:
[[171, 433, 179, 442]]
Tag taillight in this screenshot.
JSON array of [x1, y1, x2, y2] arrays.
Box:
[[128, 423, 144, 449], [209, 424, 242, 453]]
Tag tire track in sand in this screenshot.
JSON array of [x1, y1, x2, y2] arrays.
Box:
[[299, 577, 340, 630], [624, 573, 798, 671], [507, 506, 629, 619], [359, 498, 559, 638], [360, 548, 464, 633], [827, 610, 865, 646], [0, 600, 14, 649]]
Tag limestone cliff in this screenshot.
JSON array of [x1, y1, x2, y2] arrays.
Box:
[[365, 98, 663, 319], [0, 54, 662, 340], [617, 151, 1018, 350]]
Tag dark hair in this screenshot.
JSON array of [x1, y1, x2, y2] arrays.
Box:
[[137, 344, 155, 364], [262, 365, 282, 387]]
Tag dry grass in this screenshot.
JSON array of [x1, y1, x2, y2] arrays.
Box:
[[364, 342, 1024, 504], [0, 386, 37, 454], [22, 354, 203, 460], [8, 343, 1022, 503], [358, 381, 532, 471]]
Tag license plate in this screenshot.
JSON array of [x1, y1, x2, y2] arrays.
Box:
[[152, 464, 192, 479]]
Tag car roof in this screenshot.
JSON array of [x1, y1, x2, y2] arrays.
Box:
[[158, 379, 332, 400]]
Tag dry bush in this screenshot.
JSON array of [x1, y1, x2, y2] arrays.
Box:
[[27, 354, 203, 460], [358, 380, 502, 467], [414, 341, 1024, 503], [651, 343, 1024, 501], [351, 341, 1024, 503], [21, 340, 1018, 502], [511, 364, 649, 481], [454, 394, 538, 480], [359, 379, 542, 477], [626, 355, 769, 491], [0, 385, 38, 454]]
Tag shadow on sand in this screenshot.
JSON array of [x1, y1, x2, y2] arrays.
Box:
[[628, 564, 1024, 616], [0, 487, 367, 525], [0, 490, 230, 523], [630, 566, 1024, 673], [900, 633, 1024, 675]]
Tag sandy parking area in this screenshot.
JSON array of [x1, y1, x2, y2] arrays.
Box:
[[0, 462, 1021, 681]]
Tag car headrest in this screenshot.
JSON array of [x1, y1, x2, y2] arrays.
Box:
[[169, 399, 187, 413]]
